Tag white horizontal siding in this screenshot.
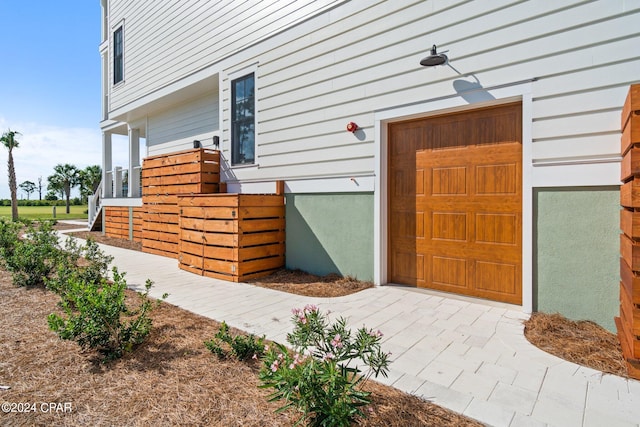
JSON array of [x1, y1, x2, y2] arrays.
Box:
[[108, 0, 345, 112], [111, 0, 639, 186], [147, 91, 219, 157], [247, 0, 637, 183]]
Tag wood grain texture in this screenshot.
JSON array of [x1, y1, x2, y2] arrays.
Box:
[[177, 194, 285, 281], [388, 102, 522, 304]]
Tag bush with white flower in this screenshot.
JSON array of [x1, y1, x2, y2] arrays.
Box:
[[259, 304, 390, 426]]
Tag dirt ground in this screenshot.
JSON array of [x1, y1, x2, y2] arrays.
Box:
[[0, 270, 481, 426], [63, 229, 630, 379]]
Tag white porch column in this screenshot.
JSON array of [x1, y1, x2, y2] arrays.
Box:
[[114, 167, 123, 198], [102, 132, 113, 198], [128, 126, 140, 198]]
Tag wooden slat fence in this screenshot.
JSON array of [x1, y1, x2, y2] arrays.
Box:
[[618, 83, 640, 379]]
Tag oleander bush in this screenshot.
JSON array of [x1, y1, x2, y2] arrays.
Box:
[[259, 305, 390, 427], [205, 321, 265, 361]]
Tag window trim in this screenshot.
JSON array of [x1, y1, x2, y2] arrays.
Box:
[[230, 72, 256, 166], [113, 24, 124, 86]]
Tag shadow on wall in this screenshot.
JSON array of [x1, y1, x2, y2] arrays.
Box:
[[453, 76, 496, 104], [285, 197, 340, 277], [446, 60, 496, 104]]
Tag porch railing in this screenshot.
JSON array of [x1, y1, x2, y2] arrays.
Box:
[[88, 180, 103, 230]]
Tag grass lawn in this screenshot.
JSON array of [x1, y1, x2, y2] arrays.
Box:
[[0, 205, 87, 220]]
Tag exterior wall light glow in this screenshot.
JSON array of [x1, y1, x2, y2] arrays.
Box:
[[346, 122, 358, 133]]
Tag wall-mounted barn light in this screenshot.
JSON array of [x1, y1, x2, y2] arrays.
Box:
[[346, 122, 359, 133], [193, 140, 201, 148], [420, 45, 448, 67]]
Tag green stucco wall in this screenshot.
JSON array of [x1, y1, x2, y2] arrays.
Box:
[[534, 187, 619, 331], [285, 193, 374, 281]]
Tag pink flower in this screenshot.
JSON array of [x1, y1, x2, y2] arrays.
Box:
[[330, 334, 343, 349], [270, 360, 279, 372], [304, 304, 319, 313], [292, 307, 308, 324], [292, 352, 307, 366], [264, 344, 270, 352], [252, 353, 257, 360], [289, 363, 295, 369], [369, 329, 383, 338], [322, 352, 335, 361]]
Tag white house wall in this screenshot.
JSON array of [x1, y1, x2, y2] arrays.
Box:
[[107, 0, 345, 113], [106, 0, 640, 186], [147, 91, 219, 156], [214, 0, 638, 185]]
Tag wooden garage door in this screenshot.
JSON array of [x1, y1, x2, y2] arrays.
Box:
[[388, 102, 522, 304]]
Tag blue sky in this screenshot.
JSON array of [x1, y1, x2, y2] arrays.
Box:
[[0, 1, 126, 199]]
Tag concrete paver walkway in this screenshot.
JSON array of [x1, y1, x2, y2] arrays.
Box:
[[58, 226, 640, 427]]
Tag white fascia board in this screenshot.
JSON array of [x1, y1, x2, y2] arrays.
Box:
[[102, 198, 143, 207], [225, 175, 375, 194], [532, 160, 621, 187]]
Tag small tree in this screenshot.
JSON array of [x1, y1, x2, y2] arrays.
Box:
[[78, 165, 102, 203], [47, 164, 79, 214], [0, 129, 20, 221], [19, 180, 36, 200]]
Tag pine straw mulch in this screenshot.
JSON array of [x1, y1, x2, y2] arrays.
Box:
[[523, 312, 628, 377], [246, 269, 373, 297], [0, 271, 481, 427]]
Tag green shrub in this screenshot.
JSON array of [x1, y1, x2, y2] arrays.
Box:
[[3, 221, 61, 287], [205, 321, 265, 361], [46, 237, 113, 297], [48, 268, 166, 361], [259, 305, 390, 427], [0, 218, 21, 258]]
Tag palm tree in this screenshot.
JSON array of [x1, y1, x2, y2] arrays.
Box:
[[78, 165, 102, 203], [47, 164, 79, 214], [0, 129, 20, 221]]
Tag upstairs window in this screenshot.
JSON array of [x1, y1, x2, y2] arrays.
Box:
[[113, 26, 123, 85], [231, 73, 255, 165]]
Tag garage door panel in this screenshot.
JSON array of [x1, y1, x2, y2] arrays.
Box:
[[392, 169, 415, 197], [431, 256, 467, 288], [432, 167, 468, 195], [432, 212, 468, 242], [389, 102, 522, 304], [474, 261, 520, 304], [391, 250, 424, 285], [416, 169, 425, 195], [476, 163, 518, 194], [391, 210, 418, 238], [475, 213, 518, 245]]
